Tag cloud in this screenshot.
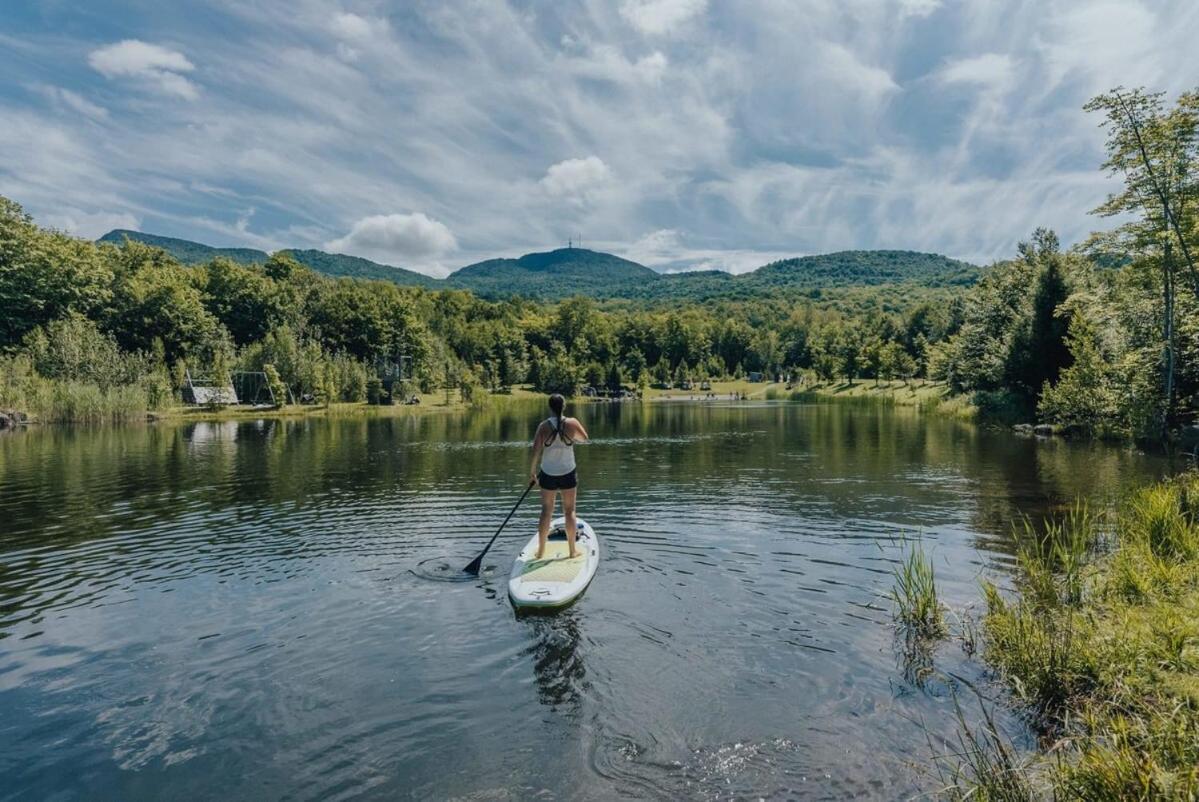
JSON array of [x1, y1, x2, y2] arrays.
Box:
[[937, 53, 1015, 89], [818, 43, 899, 101], [898, 0, 942, 18], [325, 213, 458, 272], [41, 208, 140, 239], [329, 12, 390, 60], [330, 12, 379, 42], [620, 229, 796, 274], [5, 0, 1199, 271], [35, 86, 109, 120], [540, 156, 612, 201], [620, 0, 707, 34], [88, 40, 198, 99]]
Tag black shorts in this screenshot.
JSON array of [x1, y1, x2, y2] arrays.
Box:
[[538, 469, 578, 490]]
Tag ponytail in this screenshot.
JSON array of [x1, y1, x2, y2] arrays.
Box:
[[544, 393, 573, 446]]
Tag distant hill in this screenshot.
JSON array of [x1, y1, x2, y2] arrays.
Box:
[[746, 250, 978, 288], [98, 230, 268, 265], [97, 230, 437, 288], [279, 249, 439, 288], [448, 248, 658, 299], [97, 230, 980, 301]]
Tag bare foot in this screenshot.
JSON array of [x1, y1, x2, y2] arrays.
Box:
[[534, 548, 544, 560], [568, 549, 580, 559]]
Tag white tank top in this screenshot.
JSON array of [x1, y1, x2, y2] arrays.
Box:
[[540, 416, 576, 476]]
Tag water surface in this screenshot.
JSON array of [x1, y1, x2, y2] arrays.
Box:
[[0, 401, 1170, 799]]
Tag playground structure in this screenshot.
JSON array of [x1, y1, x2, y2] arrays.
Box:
[[183, 369, 289, 407]]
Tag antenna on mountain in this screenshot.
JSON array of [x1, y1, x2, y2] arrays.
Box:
[[568, 238, 572, 249]]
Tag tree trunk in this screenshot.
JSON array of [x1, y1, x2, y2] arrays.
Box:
[[1162, 238, 1176, 440]]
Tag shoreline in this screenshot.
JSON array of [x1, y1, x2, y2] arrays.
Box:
[[1, 379, 976, 429]]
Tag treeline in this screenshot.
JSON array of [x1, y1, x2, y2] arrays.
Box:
[[1, 86, 1196, 440], [0, 189, 961, 418]]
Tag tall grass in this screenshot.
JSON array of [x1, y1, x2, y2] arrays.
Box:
[[891, 542, 946, 638], [0, 355, 163, 423], [935, 698, 1037, 802], [972, 473, 1199, 798]]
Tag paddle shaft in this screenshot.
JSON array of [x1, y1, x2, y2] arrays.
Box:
[[463, 480, 536, 575]]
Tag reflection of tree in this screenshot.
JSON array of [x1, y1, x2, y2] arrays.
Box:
[[0, 399, 1172, 635], [520, 610, 586, 715]]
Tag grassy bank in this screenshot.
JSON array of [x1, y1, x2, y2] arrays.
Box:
[[953, 473, 1199, 798], [766, 379, 980, 420]]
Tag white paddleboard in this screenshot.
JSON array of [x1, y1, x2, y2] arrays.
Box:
[[508, 517, 599, 608]]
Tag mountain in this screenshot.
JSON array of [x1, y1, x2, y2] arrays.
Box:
[[279, 249, 439, 288], [97, 230, 437, 287], [98, 230, 268, 265], [744, 250, 978, 289], [97, 229, 980, 301], [448, 248, 658, 299]]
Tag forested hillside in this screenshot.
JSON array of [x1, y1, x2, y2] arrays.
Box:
[[98, 230, 979, 303]]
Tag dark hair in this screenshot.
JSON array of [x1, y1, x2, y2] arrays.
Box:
[[544, 393, 573, 446]]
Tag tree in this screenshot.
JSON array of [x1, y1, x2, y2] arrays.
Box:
[[109, 261, 229, 364], [673, 362, 688, 387], [878, 341, 914, 384], [263, 363, 289, 406], [1086, 87, 1199, 434], [1086, 88, 1199, 299], [0, 197, 113, 345], [623, 347, 647, 383], [606, 361, 624, 392], [1005, 229, 1073, 406], [1038, 312, 1121, 434]]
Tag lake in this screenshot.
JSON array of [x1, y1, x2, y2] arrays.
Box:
[[0, 400, 1172, 800]]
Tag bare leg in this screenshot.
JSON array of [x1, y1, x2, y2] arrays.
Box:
[[562, 487, 579, 558], [535, 489, 555, 559]]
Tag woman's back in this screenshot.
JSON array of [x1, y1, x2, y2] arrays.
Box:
[[540, 415, 576, 476]]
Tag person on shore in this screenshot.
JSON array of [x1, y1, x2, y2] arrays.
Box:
[[529, 393, 589, 559]]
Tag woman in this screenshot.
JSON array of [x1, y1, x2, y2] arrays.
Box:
[[529, 393, 589, 560]]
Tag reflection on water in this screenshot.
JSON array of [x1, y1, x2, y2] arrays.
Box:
[[0, 401, 1173, 799]]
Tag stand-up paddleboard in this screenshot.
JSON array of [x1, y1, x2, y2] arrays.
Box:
[[509, 517, 599, 608]]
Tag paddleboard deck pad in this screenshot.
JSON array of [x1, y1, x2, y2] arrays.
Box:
[[508, 517, 599, 608]]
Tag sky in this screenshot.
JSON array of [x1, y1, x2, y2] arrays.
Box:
[[2, 0, 1198, 277]]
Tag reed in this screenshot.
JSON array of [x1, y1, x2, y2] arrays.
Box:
[[891, 542, 946, 638], [936, 698, 1037, 802]]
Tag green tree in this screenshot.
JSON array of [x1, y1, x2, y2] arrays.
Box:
[[1038, 312, 1122, 434], [605, 361, 624, 392], [263, 363, 289, 406], [0, 197, 113, 345], [1085, 87, 1199, 434]]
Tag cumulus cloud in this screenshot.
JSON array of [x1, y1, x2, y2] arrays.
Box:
[[88, 40, 197, 99], [540, 156, 612, 201], [620, 228, 795, 274], [42, 209, 140, 239], [620, 0, 707, 34], [325, 213, 458, 273]]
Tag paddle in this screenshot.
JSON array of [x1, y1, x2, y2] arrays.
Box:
[[463, 479, 536, 575]]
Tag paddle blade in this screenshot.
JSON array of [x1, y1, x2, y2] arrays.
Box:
[[462, 554, 483, 575]]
